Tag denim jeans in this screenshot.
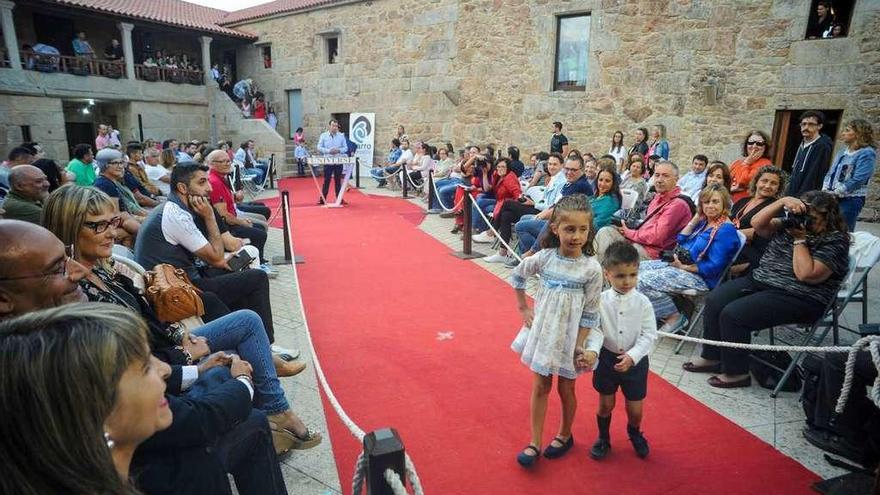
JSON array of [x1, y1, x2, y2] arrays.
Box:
[[431, 177, 462, 209], [437, 180, 463, 210], [193, 309, 289, 415], [371, 165, 400, 186], [472, 198, 496, 232], [838, 196, 865, 232], [515, 216, 547, 253], [243, 166, 265, 185]]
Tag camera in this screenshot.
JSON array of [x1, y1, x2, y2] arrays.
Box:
[[661, 246, 695, 265], [780, 207, 812, 230], [610, 212, 642, 230]]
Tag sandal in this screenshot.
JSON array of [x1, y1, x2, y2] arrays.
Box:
[[516, 444, 540, 468], [268, 421, 323, 452], [543, 435, 574, 459], [682, 361, 722, 373]]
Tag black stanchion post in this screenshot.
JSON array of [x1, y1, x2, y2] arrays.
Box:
[[355, 157, 361, 188], [426, 169, 436, 213], [402, 169, 409, 198], [271, 191, 305, 265], [364, 428, 405, 495], [452, 191, 485, 259], [269, 153, 276, 189]]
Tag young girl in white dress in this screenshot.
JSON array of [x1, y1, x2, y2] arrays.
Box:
[[509, 194, 604, 467]]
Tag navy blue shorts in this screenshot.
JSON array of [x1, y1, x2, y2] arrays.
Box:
[[592, 347, 649, 401]]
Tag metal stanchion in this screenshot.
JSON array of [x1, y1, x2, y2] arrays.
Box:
[[402, 169, 409, 198], [364, 428, 406, 495], [425, 169, 436, 213], [268, 153, 276, 190], [271, 190, 305, 265], [355, 157, 361, 188], [452, 190, 485, 259]]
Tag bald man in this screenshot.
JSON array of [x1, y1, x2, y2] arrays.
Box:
[[0, 220, 88, 318], [2, 165, 50, 224]]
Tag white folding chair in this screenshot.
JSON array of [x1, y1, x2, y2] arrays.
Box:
[[620, 189, 639, 211]]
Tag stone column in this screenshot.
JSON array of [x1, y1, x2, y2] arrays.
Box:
[[0, 0, 21, 71], [117, 22, 135, 79], [199, 35, 212, 85]]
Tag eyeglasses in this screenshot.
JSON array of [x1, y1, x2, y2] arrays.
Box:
[[746, 140, 766, 146], [210, 159, 231, 164], [563, 167, 581, 174], [108, 160, 126, 166], [800, 122, 819, 128], [0, 245, 75, 281], [83, 216, 123, 234]]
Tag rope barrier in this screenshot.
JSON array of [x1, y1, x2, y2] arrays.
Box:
[[835, 335, 880, 413], [384, 469, 408, 495], [287, 232, 426, 494], [352, 453, 367, 495], [470, 199, 525, 263], [402, 167, 424, 190], [655, 330, 855, 353], [427, 173, 468, 212]]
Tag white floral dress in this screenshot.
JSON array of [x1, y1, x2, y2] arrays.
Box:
[[510, 248, 603, 379]]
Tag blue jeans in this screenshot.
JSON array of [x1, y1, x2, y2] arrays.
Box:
[[838, 196, 865, 232], [437, 179, 463, 210], [431, 177, 462, 209], [515, 216, 547, 253], [472, 198, 496, 232], [243, 167, 265, 185], [371, 165, 400, 186], [193, 309, 289, 415]]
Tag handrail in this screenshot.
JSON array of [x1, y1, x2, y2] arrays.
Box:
[[10, 50, 204, 85], [134, 64, 204, 85]]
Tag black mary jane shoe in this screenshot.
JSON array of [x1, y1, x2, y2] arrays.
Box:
[[590, 438, 611, 460], [516, 445, 540, 468], [543, 435, 574, 459]]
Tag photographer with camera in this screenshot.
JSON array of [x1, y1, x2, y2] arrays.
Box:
[[636, 184, 740, 334], [682, 191, 850, 388]]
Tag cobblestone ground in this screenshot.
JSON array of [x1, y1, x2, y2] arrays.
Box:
[[257, 182, 880, 492]]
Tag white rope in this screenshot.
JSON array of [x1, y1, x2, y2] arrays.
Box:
[[470, 198, 524, 263], [428, 173, 453, 211], [352, 452, 367, 495], [402, 167, 424, 190], [657, 330, 854, 353], [834, 336, 880, 414], [384, 469, 408, 495], [371, 166, 402, 179], [287, 224, 426, 493]]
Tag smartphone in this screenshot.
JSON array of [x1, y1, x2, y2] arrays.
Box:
[[227, 250, 254, 272]]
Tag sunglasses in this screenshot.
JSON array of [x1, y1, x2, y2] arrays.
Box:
[[83, 216, 123, 234], [746, 140, 766, 146]]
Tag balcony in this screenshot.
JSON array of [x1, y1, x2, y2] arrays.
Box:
[[17, 51, 205, 85]]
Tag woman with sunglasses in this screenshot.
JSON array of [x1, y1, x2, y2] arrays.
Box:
[[729, 130, 773, 202], [42, 185, 321, 455]]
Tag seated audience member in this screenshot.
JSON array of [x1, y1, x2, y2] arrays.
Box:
[[525, 152, 551, 187], [66, 143, 97, 186], [401, 141, 432, 188], [483, 153, 564, 263], [72, 31, 95, 57], [20, 141, 45, 160], [234, 140, 269, 185], [0, 303, 172, 494], [636, 185, 740, 333], [435, 145, 478, 212], [583, 156, 600, 192], [703, 160, 732, 192], [683, 191, 850, 388], [678, 154, 709, 202], [590, 166, 623, 230], [594, 161, 692, 262], [134, 163, 279, 342], [803, 350, 879, 466], [507, 146, 525, 177], [620, 153, 644, 183], [1, 165, 49, 224], [0, 146, 35, 191], [822, 118, 877, 231], [514, 155, 592, 259], [472, 157, 521, 242], [93, 148, 149, 218], [730, 167, 785, 275], [372, 139, 412, 188], [95, 124, 112, 151], [620, 157, 648, 205], [126, 143, 161, 198], [40, 187, 320, 456], [144, 147, 171, 196], [33, 158, 72, 192], [104, 38, 123, 60], [450, 156, 479, 234], [729, 130, 773, 202]]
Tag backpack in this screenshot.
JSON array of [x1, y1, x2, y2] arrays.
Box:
[[676, 194, 696, 215], [750, 350, 802, 393]]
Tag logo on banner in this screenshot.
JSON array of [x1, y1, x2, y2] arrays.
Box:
[[351, 116, 372, 145]]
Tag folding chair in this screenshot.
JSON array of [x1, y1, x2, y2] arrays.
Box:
[[620, 189, 639, 213], [759, 232, 880, 397], [672, 230, 747, 354]]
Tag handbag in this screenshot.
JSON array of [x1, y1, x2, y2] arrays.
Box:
[[144, 263, 205, 323]]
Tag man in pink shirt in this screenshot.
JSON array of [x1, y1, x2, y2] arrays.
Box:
[[595, 161, 692, 261], [95, 124, 110, 150]]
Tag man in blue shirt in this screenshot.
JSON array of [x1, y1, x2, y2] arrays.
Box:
[[316, 119, 349, 204]]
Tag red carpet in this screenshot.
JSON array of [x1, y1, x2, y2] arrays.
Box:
[[272, 177, 819, 494]]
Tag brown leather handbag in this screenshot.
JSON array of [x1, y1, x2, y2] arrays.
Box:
[[144, 264, 205, 323]]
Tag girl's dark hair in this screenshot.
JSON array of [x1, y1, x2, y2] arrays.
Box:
[[507, 146, 520, 161], [596, 167, 623, 207], [802, 190, 849, 236], [32, 158, 64, 192], [540, 194, 595, 256], [295, 127, 303, 133], [636, 127, 649, 144], [703, 161, 732, 191], [611, 130, 624, 151], [494, 157, 511, 170]]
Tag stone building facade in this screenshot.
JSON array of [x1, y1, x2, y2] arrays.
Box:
[[224, 0, 880, 218]]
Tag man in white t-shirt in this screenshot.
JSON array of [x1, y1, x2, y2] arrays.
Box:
[[143, 147, 171, 196]]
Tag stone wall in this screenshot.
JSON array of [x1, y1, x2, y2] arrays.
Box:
[[0, 95, 68, 160], [116, 101, 211, 145], [211, 85, 286, 165], [228, 0, 880, 216]]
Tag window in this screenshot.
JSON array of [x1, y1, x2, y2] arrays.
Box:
[[805, 0, 854, 39], [554, 14, 590, 91], [20, 125, 32, 143], [261, 45, 272, 69], [326, 37, 339, 64]]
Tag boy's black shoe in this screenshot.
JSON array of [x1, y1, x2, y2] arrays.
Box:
[[627, 425, 649, 459], [590, 438, 611, 459]]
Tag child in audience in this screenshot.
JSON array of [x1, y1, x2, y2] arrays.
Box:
[[586, 241, 658, 460], [509, 194, 603, 467]]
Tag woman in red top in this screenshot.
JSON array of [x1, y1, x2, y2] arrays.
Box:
[[472, 157, 522, 243], [729, 130, 773, 202], [451, 158, 479, 234], [252, 94, 267, 120]]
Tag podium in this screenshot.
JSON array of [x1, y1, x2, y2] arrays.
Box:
[[307, 156, 359, 207]]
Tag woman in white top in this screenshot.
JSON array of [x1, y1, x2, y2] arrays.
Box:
[[608, 130, 627, 171]]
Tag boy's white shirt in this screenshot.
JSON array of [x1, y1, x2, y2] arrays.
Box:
[[585, 288, 658, 365]]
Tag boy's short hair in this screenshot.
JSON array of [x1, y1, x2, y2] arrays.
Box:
[[602, 241, 640, 269]]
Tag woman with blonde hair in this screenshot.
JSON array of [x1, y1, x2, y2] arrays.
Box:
[[823, 118, 877, 231], [0, 303, 172, 494], [647, 124, 670, 161], [159, 148, 177, 170]]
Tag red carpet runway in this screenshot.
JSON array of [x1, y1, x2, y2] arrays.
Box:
[[271, 178, 818, 494]]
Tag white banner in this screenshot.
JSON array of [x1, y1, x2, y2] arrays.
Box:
[[350, 112, 375, 176]]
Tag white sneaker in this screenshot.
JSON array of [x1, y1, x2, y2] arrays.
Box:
[[260, 263, 279, 279], [484, 253, 510, 264], [472, 231, 495, 243]]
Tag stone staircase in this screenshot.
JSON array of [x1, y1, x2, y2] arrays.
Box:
[[208, 85, 288, 174]]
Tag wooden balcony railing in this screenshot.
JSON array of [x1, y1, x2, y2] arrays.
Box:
[[8, 51, 204, 85], [134, 64, 204, 85]]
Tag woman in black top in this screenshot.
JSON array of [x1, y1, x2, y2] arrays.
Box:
[[729, 167, 785, 275], [629, 127, 649, 156], [683, 191, 850, 388]]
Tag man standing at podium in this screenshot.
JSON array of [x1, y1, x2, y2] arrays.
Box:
[[317, 119, 348, 205]]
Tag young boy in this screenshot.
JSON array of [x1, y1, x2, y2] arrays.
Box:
[[586, 241, 658, 459]]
